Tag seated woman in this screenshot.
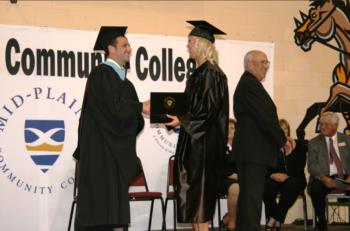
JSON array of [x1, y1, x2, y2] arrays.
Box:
[[263, 119, 307, 230], [219, 118, 239, 231]]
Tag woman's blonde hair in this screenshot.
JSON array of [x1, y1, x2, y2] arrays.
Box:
[[195, 37, 219, 64], [279, 119, 290, 137]]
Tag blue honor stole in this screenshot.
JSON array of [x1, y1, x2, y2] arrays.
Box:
[[103, 60, 126, 81]]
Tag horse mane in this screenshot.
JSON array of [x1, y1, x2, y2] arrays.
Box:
[[310, 0, 350, 21]]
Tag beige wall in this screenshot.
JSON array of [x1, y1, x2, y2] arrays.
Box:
[[1, 0, 343, 224]]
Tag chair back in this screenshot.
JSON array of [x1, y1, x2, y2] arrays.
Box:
[[329, 189, 348, 195], [68, 160, 80, 231], [73, 160, 80, 199], [166, 155, 175, 193], [129, 157, 149, 192]]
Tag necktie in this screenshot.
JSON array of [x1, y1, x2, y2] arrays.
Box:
[[329, 138, 344, 178]]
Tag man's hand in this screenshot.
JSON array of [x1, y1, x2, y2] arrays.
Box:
[[142, 100, 150, 115], [164, 114, 180, 127], [346, 176, 350, 183], [320, 176, 336, 188]]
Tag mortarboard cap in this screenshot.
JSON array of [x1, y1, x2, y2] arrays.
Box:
[[187, 20, 226, 43], [93, 26, 127, 51]]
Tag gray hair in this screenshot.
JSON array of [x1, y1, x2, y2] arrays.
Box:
[[320, 111, 339, 125], [244, 51, 255, 70]]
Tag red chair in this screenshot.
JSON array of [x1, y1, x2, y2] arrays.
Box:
[[67, 161, 79, 231], [67, 160, 129, 231], [164, 155, 177, 230], [128, 157, 165, 231], [164, 155, 215, 230]]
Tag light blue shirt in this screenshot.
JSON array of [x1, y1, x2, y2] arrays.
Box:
[[103, 58, 125, 81]]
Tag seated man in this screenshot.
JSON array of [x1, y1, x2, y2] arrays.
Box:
[[219, 118, 239, 231], [308, 112, 350, 230]]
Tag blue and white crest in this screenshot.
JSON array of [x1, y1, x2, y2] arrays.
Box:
[[24, 120, 65, 173]]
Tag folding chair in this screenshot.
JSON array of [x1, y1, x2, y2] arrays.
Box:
[[272, 191, 308, 230], [164, 155, 177, 230], [312, 189, 350, 228], [216, 190, 308, 230], [325, 189, 350, 224], [67, 160, 129, 231], [216, 193, 228, 229], [128, 157, 165, 231], [298, 191, 309, 231], [67, 160, 79, 231], [164, 155, 215, 230]]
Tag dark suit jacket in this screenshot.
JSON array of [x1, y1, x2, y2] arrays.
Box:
[[232, 71, 286, 167], [307, 132, 350, 187]]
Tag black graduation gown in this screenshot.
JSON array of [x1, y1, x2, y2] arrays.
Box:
[[74, 64, 144, 228], [175, 61, 229, 223]]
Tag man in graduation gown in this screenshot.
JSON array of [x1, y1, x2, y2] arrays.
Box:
[[73, 26, 149, 231], [232, 50, 294, 231]]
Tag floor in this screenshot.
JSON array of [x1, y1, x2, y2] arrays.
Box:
[[159, 222, 350, 230], [160, 224, 350, 230]]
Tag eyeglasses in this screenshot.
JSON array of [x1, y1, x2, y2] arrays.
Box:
[[253, 60, 270, 66]]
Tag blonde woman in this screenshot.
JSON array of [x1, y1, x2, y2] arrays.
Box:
[[166, 21, 229, 231]]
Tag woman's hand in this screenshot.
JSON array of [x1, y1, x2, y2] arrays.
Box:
[[164, 114, 180, 127], [228, 173, 238, 180], [283, 137, 296, 155], [271, 173, 289, 183], [320, 176, 337, 188]]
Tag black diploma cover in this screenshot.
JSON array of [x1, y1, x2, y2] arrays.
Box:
[[334, 177, 350, 190], [150, 92, 187, 123]]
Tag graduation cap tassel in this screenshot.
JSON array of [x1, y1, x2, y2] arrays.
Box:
[[124, 62, 130, 79]]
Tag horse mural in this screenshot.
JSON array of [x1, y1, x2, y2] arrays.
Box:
[[294, 0, 350, 137]]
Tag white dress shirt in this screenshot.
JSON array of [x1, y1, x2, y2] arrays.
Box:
[[325, 134, 344, 176]]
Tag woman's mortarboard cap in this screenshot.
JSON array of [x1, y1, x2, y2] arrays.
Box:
[[187, 20, 226, 43], [93, 26, 127, 51]]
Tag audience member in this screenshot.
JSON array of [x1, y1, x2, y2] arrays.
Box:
[[219, 118, 239, 231], [308, 112, 350, 231], [263, 119, 307, 230]]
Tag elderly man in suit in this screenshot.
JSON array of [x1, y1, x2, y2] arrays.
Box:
[[232, 50, 295, 231], [308, 111, 350, 231]]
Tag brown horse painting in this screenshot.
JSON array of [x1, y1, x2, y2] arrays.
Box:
[[294, 0, 350, 136]]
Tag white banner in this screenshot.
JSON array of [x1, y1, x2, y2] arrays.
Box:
[[0, 24, 274, 231]]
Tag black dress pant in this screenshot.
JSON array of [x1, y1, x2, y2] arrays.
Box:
[[75, 224, 128, 231], [236, 162, 268, 231], [308, 179, 333, 228], [263, 175, 306, 223]]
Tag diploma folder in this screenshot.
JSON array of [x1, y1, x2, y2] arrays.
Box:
[[334, 177, 350, 190], [150, 92, 187, 123]]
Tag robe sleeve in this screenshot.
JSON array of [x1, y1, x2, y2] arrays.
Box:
[[180, 67, 227, 140]]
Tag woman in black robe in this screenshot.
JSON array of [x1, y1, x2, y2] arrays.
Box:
[[166, 21, 229, 231]]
